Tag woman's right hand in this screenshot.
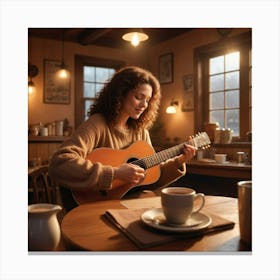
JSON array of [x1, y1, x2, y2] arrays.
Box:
[[113, 163, 145, 186]]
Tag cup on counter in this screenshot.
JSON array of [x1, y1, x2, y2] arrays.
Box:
[[237, 181, 252, 245], [161, 187, 205, 225], [214, 153, 227, 163]]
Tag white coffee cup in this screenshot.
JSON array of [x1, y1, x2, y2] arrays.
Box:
[[214, 153, 227, 163], [161, 187, 205, 225], [237, 181, 252, 245]]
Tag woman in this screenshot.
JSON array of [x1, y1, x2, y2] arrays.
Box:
[[49, 66, 196, 209]]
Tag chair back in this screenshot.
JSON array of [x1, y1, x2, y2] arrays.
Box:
[[28, 165, 58, 204]]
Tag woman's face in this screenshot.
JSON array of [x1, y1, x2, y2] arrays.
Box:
[[121, 84, 152, 120]]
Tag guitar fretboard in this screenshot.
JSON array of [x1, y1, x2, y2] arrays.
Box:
[[131, 132, 210, 170], [132, 142, 187, 169]]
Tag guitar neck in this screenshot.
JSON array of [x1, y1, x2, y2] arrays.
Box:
[[132, 142, 187, 169]]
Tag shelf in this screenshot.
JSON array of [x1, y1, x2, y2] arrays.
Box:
[[28, 136, 67, 143]]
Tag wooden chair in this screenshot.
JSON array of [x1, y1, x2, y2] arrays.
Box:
[[28, 165, 58, 204]]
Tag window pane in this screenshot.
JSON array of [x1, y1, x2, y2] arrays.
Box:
[[226, 109, 239, 136], [210, 92, 224, 109], [225, 71, 239, 89], [84, 66, 95, 82], [225, 52, 240, 71], [209, 55, 224, 75], [95, 83, 104, 95], [108, 68, 115, 78], [210, 110, 224, 128], [210, 74, 224, 92], [85, 100, 93, 120], [84, 82, 96, 98], [96, 67, 110, 83], [226, 90, 239, 108]]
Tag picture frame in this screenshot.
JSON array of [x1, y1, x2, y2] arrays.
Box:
[[182, 91, 194, 111], [43, 59, 70, 104], [182, 74, 194, 111], [159, 53, 173, 84], [182, 74, 193, 92]]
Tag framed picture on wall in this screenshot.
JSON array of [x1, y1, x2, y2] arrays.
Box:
[[43, 59, 70, 104], [182, 74, 194, 111], [159, 53, 173, 84], [182, 74, 193, 91]]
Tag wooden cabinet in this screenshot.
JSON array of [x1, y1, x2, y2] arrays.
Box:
[[28, 136, 66, 164]]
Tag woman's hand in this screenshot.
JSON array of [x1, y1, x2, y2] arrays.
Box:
[[176, 143, 197, 166], [113, 163, 145, 186]]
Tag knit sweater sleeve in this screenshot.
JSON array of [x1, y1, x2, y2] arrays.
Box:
[[49, 118, 114, 191]]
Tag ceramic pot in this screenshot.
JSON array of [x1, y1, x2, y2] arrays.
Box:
[[28, 203, 62, 251]]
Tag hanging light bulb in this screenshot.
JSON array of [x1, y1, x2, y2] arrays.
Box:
[[122, 29, 149, 47], [166, 99, 179, 114], [57, 62, 70, 79], [57, 29, 70, 80]]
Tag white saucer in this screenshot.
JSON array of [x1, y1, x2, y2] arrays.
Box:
[[141, 208, 212, 233]]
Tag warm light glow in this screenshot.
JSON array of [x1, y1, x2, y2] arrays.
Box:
[[28, 85, 35, 95], [131, 33, 140, 47], [166, 105, 177, 114], [122, 31, 149, 47], [57, 68, 70, 79], [28, 81, 36, 95]]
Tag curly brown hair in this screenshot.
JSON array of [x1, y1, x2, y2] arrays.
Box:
[[88, 66, 161, 132]]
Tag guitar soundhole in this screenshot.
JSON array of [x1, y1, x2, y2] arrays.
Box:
[[127, 158, 146, 169], [127, 157, 139, 163]]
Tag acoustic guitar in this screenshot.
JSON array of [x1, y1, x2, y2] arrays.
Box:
[[72, 132, 210, 204]]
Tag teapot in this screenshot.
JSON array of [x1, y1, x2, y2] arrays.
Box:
[[28, 203, 62, 251]]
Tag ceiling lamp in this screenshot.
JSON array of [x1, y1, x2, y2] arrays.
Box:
[[28, 63, 39, 95], [166, 99, 179, 114], [57, 29, 70, 79], [122, 29, 149, 47]]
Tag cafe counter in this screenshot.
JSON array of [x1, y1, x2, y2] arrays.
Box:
[[175, 160, 252, 198], [187, 159, 252, 180]]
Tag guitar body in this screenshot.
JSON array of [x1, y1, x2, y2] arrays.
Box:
[[72, 141, 161, 203]]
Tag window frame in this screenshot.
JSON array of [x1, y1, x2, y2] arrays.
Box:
[[74, 54, 124, 128], [194, 31, 252, 142]]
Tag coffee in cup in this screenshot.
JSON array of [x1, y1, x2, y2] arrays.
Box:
[[237, 180, 252, 245], [161, 187, 205, 225]]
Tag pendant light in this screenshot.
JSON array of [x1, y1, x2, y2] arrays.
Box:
[[57, 29, 70, 79], [122, 29, 149, 47]]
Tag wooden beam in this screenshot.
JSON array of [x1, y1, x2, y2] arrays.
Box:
[[78, 28, 112, 45]]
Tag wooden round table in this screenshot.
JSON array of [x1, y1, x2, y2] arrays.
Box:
[[61, 195, 251, 252]]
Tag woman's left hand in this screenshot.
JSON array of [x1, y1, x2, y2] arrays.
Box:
[[177, 143, 197, 165]]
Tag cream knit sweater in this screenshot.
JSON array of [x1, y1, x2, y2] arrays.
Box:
[[49, 114, 186, 193]]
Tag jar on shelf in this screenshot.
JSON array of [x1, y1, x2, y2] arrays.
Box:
[[214, 128, 221, 144], [220, 128, 233, 144], [55, 120, 64, 136], [204, 122, 219, 142]]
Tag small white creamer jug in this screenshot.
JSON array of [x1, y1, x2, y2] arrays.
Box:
[[28, 203, 62, 251]]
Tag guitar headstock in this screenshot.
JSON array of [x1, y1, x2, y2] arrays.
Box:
[[189, 132, 211, 150]]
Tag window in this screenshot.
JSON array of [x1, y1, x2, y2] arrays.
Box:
[[75, 55, 124, 128], [209, 51, 240, 136], [194, 31, 251, 141], [83, 66, 115, 120]]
